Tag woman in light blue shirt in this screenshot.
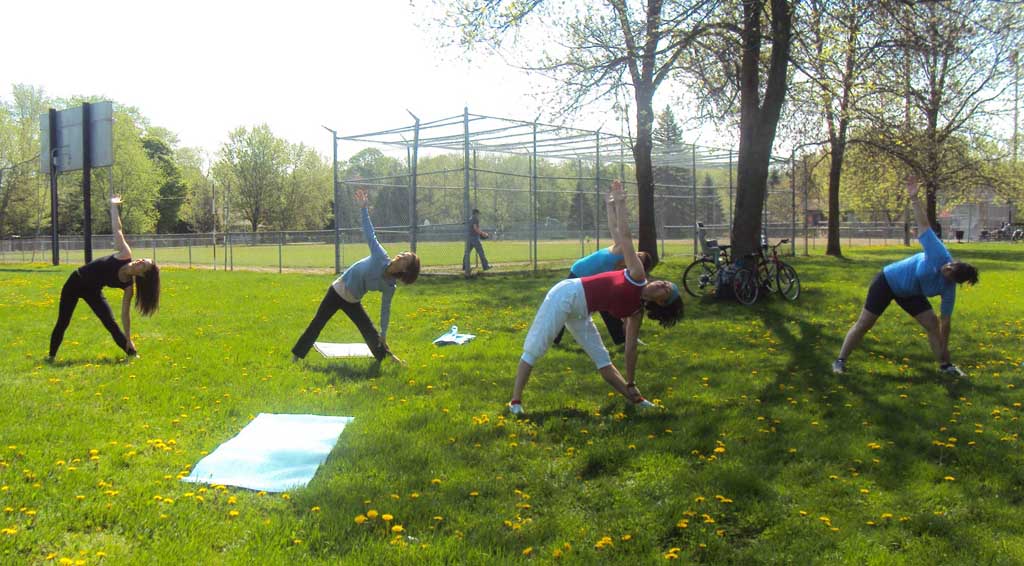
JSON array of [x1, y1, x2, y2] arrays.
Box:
[[833, 178, 978, 375], [292, 189, 420, 364]]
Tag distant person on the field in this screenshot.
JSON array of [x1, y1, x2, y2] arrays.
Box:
[[553, 183, 653, 346], [49, 195, 160, 361], [507, 180, 683, 416], [292, 187, 420, 364], [833, 176, 978, 376], [462, 208, 491, 274]]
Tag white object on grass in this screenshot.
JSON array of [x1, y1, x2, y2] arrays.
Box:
[[433, 325, 475, 346], [313, 342, 374, 358], [182, 413, 354, 492]]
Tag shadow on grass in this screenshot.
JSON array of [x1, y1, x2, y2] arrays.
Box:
[[305, 360, 382, 382], [46, 355, 131, 367]]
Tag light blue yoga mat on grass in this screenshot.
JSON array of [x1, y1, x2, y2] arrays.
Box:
[[182, 413, 354, 492]]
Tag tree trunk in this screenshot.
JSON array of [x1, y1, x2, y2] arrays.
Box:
[[633, 86, 659, 265], [825, 140, 846, 256], [731, 0, 793, 263]]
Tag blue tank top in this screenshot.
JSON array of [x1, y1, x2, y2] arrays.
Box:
[[571, 248, 623, 277]]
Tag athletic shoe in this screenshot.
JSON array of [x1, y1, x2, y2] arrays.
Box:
[[507, 402, 524, 416], [832, 359, 846, 374], [635, 398, 656, 409], [636, 338, 648, 347], [940, 363, 966, 377]]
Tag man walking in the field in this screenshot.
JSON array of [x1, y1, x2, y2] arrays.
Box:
[[463, 208, 491, 274]]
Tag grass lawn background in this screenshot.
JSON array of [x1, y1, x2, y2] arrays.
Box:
[[0, 243, 1021, 564]]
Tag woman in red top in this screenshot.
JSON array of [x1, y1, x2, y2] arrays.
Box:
[[48, 196, 160, 360], [508, 181, 683, 415]]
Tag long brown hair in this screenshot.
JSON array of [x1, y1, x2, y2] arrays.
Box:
[[134, 263, 160, 316]]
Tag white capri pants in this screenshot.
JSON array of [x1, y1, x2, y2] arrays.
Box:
[[521, 279, 612, 369]]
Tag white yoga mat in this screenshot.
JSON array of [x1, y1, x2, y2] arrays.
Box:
[[313, 342, 374, 358], [182, 413, 354, 492]]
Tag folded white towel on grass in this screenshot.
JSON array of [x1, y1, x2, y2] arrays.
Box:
[[313, 342, 374, 358], [182, 413, 354, 492]]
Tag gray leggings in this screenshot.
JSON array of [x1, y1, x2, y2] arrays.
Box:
[[292, 287, 389, 361]]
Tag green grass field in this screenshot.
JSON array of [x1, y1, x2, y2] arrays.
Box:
[[1, 244, 1021, 564]]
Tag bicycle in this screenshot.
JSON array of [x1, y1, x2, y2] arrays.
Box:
[[732, 239, 801, 305], [681, 223, 731, 298]]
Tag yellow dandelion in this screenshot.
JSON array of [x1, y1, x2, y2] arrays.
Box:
[[367, 510, 379, 519], [354, 515, 367, 524], [228, 510, 239, 518], [392, 525, 405, 533], [522, 547, 533, 556], [382, 514, 394, 521], [311, 506, 321, 513], [676, 519, 689, 528], [431, 478, 442, 485], [469, 491, 479, 497], [943, 476, 955, 481]]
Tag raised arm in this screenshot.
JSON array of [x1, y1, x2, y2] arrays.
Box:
[[110, 196, 132, 259], [610, 182, 645, 282], [354, 188, 389, 261], [606, 184, 623, 255], [907, 177, 930, 235]]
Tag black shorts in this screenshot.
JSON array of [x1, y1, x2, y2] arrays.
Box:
[[864, 272, 932, 317]]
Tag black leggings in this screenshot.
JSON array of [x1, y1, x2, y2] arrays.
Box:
[[291, 287, 389, 361], [552, 270, 626, 345], [49, 272, 131, 358]]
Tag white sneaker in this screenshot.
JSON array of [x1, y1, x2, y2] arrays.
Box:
[[635, 398, 656, 409], [636, 338, 648, 347], [832, 359, 846, 374], [940, 364, 966, 377], [507, 402, 524, 416]]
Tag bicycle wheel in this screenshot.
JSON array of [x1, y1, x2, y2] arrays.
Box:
[[759, 259, 777, 294], [776, 262, 801, 301], [682, 258, 718, 297], [733, 267, 759, 306]]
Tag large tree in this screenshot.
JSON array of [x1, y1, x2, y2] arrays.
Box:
[[790, 0, 884, 256], [435, 0, 719, 265], [217, 124, 288, 232], [858, 0, 1023, 227], [687, 0, 793, 258]]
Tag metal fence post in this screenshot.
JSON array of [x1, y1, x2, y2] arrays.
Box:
[[407, 111, 420, 253], [594, 131, 601, 251]]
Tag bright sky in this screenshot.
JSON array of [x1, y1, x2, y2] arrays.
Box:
[[0, 0, 584, 163]]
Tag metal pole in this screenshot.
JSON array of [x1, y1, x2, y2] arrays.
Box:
[[462, 107, 471, 277], [473, 149, 479, 269], [692, 143, 698, 256], [577, 159, 584, 257], [407, 111, 420, 253], [803, 158, 809, 256], [211, 179, 216, 270], [790, 150, 796, 256], [48, 108, 60, 266], [279, 230, 283, 273], [224, 181, 229, 270], [728, 149, 734, 242], [595, 131, 601, 251], [324, 127, 341, 274], [532, 120, 539, 272], [82, 102, 93, 263]]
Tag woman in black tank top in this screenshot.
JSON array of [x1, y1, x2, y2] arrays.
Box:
[[48, 196, 161, 360]]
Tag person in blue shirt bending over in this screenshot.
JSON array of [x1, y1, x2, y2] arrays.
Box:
[[833, 177, 978, 376], [292, 188, 420, 364], [553, 180, 652, 346]]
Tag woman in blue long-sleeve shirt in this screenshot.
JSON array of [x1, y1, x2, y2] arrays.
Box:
[[292, 189, 420, 364], [833, 177, 978, 376]]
